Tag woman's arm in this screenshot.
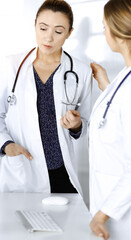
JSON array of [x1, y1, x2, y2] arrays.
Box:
[[0, 57, 33, 160]]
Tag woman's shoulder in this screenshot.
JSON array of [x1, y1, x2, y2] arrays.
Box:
[[5, 51, 28, 67], [2, 49, 35, 75], [63, 51, 91, 72], [0, 52, 28, 84], [65, 55, 91, 77], [71, 54, 91, 73]]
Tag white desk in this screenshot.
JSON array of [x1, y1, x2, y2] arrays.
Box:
[[0, 193, 101, 240]]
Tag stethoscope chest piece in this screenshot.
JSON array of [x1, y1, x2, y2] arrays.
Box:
[[7, 94, 17, 105], [98, 117, 106, 128]]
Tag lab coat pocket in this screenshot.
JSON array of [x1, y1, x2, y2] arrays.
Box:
[[0, 154, 27, 192], [7, 154, 24, 167]]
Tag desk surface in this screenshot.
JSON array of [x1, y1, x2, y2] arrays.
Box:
[[0, 193, 101, 240]]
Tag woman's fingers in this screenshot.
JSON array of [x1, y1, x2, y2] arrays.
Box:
[[90, 211, 110, 240], [91, 223, 110, 240], [4, 143, 33, 160], [21, 147, 33, 160], [96, 226, 110, 240], [68, 110, 80, 120], [98, 232, 104, 238], [61, 110, 81, 130], [90, 62, 110, 91]]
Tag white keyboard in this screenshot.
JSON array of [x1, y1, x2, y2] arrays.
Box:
[[17, 210, 62, 233]]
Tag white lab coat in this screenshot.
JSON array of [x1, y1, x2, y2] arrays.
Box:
[[89, 66, 131, 239], [0, 48, 91, 194]]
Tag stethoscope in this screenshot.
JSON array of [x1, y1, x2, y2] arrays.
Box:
[[61, 51, 80, 108], [98, 70, 131, 128], [7, 48, 79, 108]]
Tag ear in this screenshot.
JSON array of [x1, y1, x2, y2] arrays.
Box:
[[119, 38, 125, 44], [115, 36, 125, 44], [116, 37, 126, 50], [66, 28, 74, 39]]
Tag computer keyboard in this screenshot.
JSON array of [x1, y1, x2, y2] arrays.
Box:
[[17, 210, 63, 233]]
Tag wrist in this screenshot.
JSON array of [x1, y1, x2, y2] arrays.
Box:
[[94, 211, 109, 224], [4, 142, 15, 154], [70, 121, 82, 133], [1, 141, 15, 154], [103, 81, 110, 90]]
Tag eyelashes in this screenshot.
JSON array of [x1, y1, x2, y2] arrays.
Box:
[[40, 28, 62, 34], [55, 31, 62, 34]]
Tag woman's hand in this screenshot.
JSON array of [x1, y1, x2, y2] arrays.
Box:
[[4, 143, 33, 160], [90, 63, 110, 91], [61, 110, 82, 132], [90, 211, 110, 240]]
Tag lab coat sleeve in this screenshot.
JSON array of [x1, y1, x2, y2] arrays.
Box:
[[0, 140, 15, 155], [0, 57, 14, 151], [69, 125, 82, 139], [100, 81, 131, 221], [76, 66, 92, 138]]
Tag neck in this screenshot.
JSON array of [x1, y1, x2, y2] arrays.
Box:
[[126, 57, 131, 67], [37, 48, 62, 65], [124, 54, 131, 67], [120, 43, 131, 67]]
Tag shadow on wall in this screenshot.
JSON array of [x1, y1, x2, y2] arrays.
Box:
[[71, 16, 125, 106], [71, 17, 93, 65], [70, 18, 92, 206]]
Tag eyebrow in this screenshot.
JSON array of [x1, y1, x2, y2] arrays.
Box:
[[39, 22, 65, 29]]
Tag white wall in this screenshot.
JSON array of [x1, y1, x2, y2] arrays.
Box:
[[0, 0, 125, 204]]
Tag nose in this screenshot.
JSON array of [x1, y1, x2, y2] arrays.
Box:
[[45, 29, 54, 42]]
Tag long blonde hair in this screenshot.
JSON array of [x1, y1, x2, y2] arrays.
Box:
[[104, 0, 131, 40]]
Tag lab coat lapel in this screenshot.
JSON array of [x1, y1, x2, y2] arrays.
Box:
[[23, 51, 45, 158], [53, 50, 68, 121], [91, 67, 130, 116], [91, 80, 117, 116]]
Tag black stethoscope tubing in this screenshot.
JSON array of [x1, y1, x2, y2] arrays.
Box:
[[63, 51, 79, 105], [99, 70, 131, 128]]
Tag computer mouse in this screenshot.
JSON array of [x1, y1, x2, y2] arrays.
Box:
[[42, 196, 69, 206]]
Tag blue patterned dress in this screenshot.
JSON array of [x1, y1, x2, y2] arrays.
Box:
[[33, 66, 77, 193]]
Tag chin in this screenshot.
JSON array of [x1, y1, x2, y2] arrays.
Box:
[[40, 47, 53, 55]]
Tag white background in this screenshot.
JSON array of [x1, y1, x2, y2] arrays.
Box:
[[0, 0, 125, 204]]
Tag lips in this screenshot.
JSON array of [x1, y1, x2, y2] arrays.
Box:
[[43, 44, 52, 48]]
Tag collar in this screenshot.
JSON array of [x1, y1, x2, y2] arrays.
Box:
[[90, 65, 131, 117]]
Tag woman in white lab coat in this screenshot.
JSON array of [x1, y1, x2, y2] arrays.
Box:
[[0, 0, 91, 193], [89, 0, 131, 239]]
